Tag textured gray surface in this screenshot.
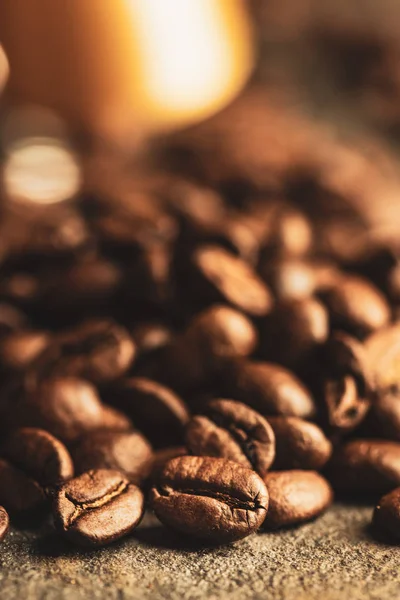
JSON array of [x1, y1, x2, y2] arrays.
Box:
[[0, 504, 398, 600]]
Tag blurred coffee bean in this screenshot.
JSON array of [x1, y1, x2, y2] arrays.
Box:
[[318, 274, 390, 339], [267, 417, 332, 470], [0, 273, 40, 309], [0, 506, 9, 541], [185, 399, 275, 475], [53, 469, 144, 547], [0, 330, 50, 372], [32, 320, 135, 384], [263, 471, 333, 529], [109, 378, 189, 448], [260, 298, 329, 372], [259, 203, 313, 259], [131, 322, 172, 360], [373, 487, 400, 541], [0, 303, 29, 337], [126, 243, 174, 309], [70, 430, 153, 484], [222, 360, 316, 419], [329, 439, 400, 495], [0, 427, 73, 513], [187, 245, 272, 317]]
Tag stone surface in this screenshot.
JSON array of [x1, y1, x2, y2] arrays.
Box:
[[0, 504, 399, 599]]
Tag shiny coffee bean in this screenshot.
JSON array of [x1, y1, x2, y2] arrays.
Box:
[[150, 456, 268, 544], [188, 245, 272, 317], [329, 439, 400, 495], [32, 320, 135, 384], [267, 417, 332, 470], [0, 428, 73, 513], [260, 298, 329, 372], [109, 378, 189, 448], [53, 469, 144, 547], [71, 430, 153, 483], [0, 506, 9, 541], [0, 330, 50, 372], [263, 471, 333, 529], [3, 377, 131, 443], [318, 274, 390, 339], [185, 399, 275, 475], [222, 360, 316, 419], [373, 487, 400, 541]]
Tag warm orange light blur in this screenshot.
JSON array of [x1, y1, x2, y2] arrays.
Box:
[[0, 0, 253, 138]]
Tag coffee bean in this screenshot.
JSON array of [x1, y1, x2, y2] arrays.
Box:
[[53, 469, 144, 547], [0, 506, 9, 541], [0, 427, 73, 513], [185, 399, 275, 475], [32, 320, 135, 384], [131, 322, 172, 359], [222, 360, 316, 419], [267, 417, 332, 470], [318, 274, 390, 339], [71, 430, 153, 483], [109, 378, 189, 448], [150, 456, 268, 543], [329, 439, 400, 495], [373, 487, 400, 541], [0, 303, 29, 337], [151, 305, 257, 392], [263, 471, 333, 529], [187, 245, 272, 317], [3, 377, 131, 443], [260, 298, 329, 372], [0, 330, 50, 372]]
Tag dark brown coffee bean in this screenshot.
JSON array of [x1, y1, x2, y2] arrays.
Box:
[[0, 330, 50, 372], [318, 274, 390, 339], [0, 506, 9, 541], [260, 203, 313, 259], [53, 469, 144, 547], [373, 487, 400, 541], [71, 430, 153, 483], [0, 427, 73, 513], [150, 456, 268, 543], [185, 399, 275, 476], [329, 439, 400, 495], [222, 360, 316, 419], [109, 378, 189, 448], [263, 471, 333, 529], [32, 320, 135, 384], [189, 245, 272, 317], [3, 377, 132, 443], [151, 305, 257, 392], [267, 417, 332, 470], [260, 298, 329, 372]]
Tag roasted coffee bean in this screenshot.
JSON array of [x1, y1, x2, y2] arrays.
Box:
[[0, 506, 9, 541], [109, 378, 189, 448], [71, 430, 153, 483], [188, 245, 272, 317], [0, 303, 29, 337], [151, 305, 257, 392], [53, 469, 144, 547], [3, 377, 131, 443], [0, 330, 50, 372], [222, 360, 316, 419], [32, 320, 135, 384], [263, 471, 333, 529], [267, 417, 332, 470], [0, 427, 73, 513], [329, 439, 400, 495], [318, 274, 390, 339], [260, 298, 329, 372], [259, 203, 313, 259], [316, 332, 372, 435], [373, 487, 400, 541], [185, 399, 275, 476], [150, 456, 268, 543], [131, 322, 172, 359]]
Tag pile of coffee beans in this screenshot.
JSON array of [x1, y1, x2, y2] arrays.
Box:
[[1, 102, 400, 548]]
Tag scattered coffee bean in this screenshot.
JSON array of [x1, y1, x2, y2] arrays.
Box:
[[71, 430, 153, 483], [185, 399, 275, 475], [53, 469, 144, 547], [222, 360, 316, 419], [267, 417, 332, 470], [329, 439, 400, 495], [0, 428, 73, 513], [373, 487, 400, 541], [0, 506, 9, 541], [150, 455, 268, 543], [263, 471, 333, 529]]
